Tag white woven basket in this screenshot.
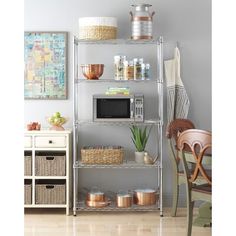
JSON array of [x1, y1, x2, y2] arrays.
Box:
[[79, 17, 117, 40]]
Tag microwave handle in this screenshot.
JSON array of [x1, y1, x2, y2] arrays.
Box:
[[130, 98, 134, 119]]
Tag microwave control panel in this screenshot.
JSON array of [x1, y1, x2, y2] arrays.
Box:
[[134, 97, 144, 122]]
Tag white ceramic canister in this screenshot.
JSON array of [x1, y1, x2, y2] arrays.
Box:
[[130, 4, 155, 40]]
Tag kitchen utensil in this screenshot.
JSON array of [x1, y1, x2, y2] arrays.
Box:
[[143, 152, 158, 164], [81, 64, 104, 80], [116, 191, 132, 208], [86, 191, 105, 202], [130, 4, 155, 40], [133, 189, 158, 205], [86, 198, 110, 208]]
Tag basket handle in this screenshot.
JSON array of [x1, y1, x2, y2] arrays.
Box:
[[46, 156, 54, 160], [46, 185, 55, 189]]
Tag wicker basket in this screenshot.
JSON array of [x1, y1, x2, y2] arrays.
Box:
[[79, 26, 117, 40], [35, 184, 65, 204], [24, 184, 32, 204], [81, 146, 124, 164], [35, 154, 65, 176], [24, 155, 32, 176]]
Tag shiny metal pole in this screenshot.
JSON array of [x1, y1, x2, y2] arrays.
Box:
[[73, 36, 79, 216], [158, 36, 164, 217]]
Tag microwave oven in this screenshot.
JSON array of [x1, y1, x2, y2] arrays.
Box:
[[93, 94, 144, 122]]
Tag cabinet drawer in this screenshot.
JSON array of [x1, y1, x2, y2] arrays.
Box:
[[35, 136, 67, 148], [24, 136, 32, 148]]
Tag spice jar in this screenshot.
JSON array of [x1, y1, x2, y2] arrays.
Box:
[[114, 55, 126, 80], [133, 58, 142, 80], [124, 61, 134, 80], [145, 63, 151, 80]]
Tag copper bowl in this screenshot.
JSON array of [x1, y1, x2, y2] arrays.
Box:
[[81, 64, 104, 80]]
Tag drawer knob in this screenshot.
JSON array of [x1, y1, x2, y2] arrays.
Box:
[[49, 140, 53, 144]]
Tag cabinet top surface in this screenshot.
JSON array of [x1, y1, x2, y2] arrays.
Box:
[[24, 129, 72, 134]]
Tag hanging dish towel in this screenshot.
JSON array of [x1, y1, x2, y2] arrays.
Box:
[[164, 47, 190, 124]]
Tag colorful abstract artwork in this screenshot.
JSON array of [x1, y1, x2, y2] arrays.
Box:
[[24, 32, 67, 99]]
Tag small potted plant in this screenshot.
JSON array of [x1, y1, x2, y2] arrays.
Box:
[[130, 125, 152, 163]]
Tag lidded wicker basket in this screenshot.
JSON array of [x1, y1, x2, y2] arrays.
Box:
[[81, 145, 124, 164], [79, 17, 117, 40]]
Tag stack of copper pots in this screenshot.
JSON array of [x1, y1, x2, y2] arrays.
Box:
[[86, 188, 110, 208]]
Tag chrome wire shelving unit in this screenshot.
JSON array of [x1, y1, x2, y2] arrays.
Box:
[[73, 37, 164, 216]]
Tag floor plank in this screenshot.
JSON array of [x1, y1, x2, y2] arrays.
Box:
[[24, 208, 211, 236]]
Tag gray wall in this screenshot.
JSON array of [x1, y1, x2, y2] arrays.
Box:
[[24, 0, 211, 206]]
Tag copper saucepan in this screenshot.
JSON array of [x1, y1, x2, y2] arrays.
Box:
[[86, 191, 105, 202], [116, 193, 132, 208], [133, 189, 158, 206]]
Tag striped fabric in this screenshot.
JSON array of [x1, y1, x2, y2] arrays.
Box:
[[164, 47, 190, 124]]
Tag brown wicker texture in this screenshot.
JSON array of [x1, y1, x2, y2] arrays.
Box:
[[79, 26, 117, 40], [35, 155, 65, 176], [24, 184, 32, 204], [35, 184, 66, 204], [81, 146, 124, 164], [24, 155, 32, 176]]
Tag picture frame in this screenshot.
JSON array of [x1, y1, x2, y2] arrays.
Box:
[[24, 31, 68, 99]]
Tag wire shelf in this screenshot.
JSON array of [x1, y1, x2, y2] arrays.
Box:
[[75, 78, 161, 83], [74, 160, 160, 169], [74, 38, 160, 45], [76, 119, 161, 126], [75, 201, 160, 212]]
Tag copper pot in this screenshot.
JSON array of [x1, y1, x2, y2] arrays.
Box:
[[86, 191, 105, 202], [116, 193, 132, 208], [133, 189, 158, 206], [81, 64, 104, 80], [86, 198, 110, 208]]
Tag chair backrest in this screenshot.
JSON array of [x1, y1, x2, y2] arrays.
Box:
[[177, 129, 212, 185], [166, 119, 195, 165], [166, 119, 195, 143]]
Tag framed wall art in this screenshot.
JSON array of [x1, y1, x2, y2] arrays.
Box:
[[24, 32, 68, 99]]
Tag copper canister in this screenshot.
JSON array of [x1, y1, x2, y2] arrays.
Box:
[[133, 189, 158, 206], [116, 193, 132, 208]]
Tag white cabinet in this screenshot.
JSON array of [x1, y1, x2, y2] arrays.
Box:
[[24, 130, 72, 215]]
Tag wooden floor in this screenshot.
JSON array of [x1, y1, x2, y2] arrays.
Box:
[[24, 208, 211, 236]]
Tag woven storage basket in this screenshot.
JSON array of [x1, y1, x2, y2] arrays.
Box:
[[35, 154, 65, 176], [35, 184, 65, 204], [79, 26, 117, 40], [79, 17, 117, 40], [81, 146, 124, 164], [24, 155, 32, 176], [24, 184, 32, 204]]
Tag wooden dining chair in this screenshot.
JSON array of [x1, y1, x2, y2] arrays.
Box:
[[166, 119, 195, 216], [177, 129, 212, 236]]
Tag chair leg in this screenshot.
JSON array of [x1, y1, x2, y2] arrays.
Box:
[[171, 176, 179, 217], [187, 200, 194, 236]]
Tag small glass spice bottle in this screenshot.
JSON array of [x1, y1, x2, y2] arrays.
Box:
[[114, 55, 126, 80]]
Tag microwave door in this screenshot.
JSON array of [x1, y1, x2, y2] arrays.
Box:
[[95, 98, 132, 121]]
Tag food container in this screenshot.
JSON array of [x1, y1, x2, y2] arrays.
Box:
[[133, 189, 158, 206], [79, 17, 117, 40], [116, 191, 132, 208], [130, 4, 155, 40]]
